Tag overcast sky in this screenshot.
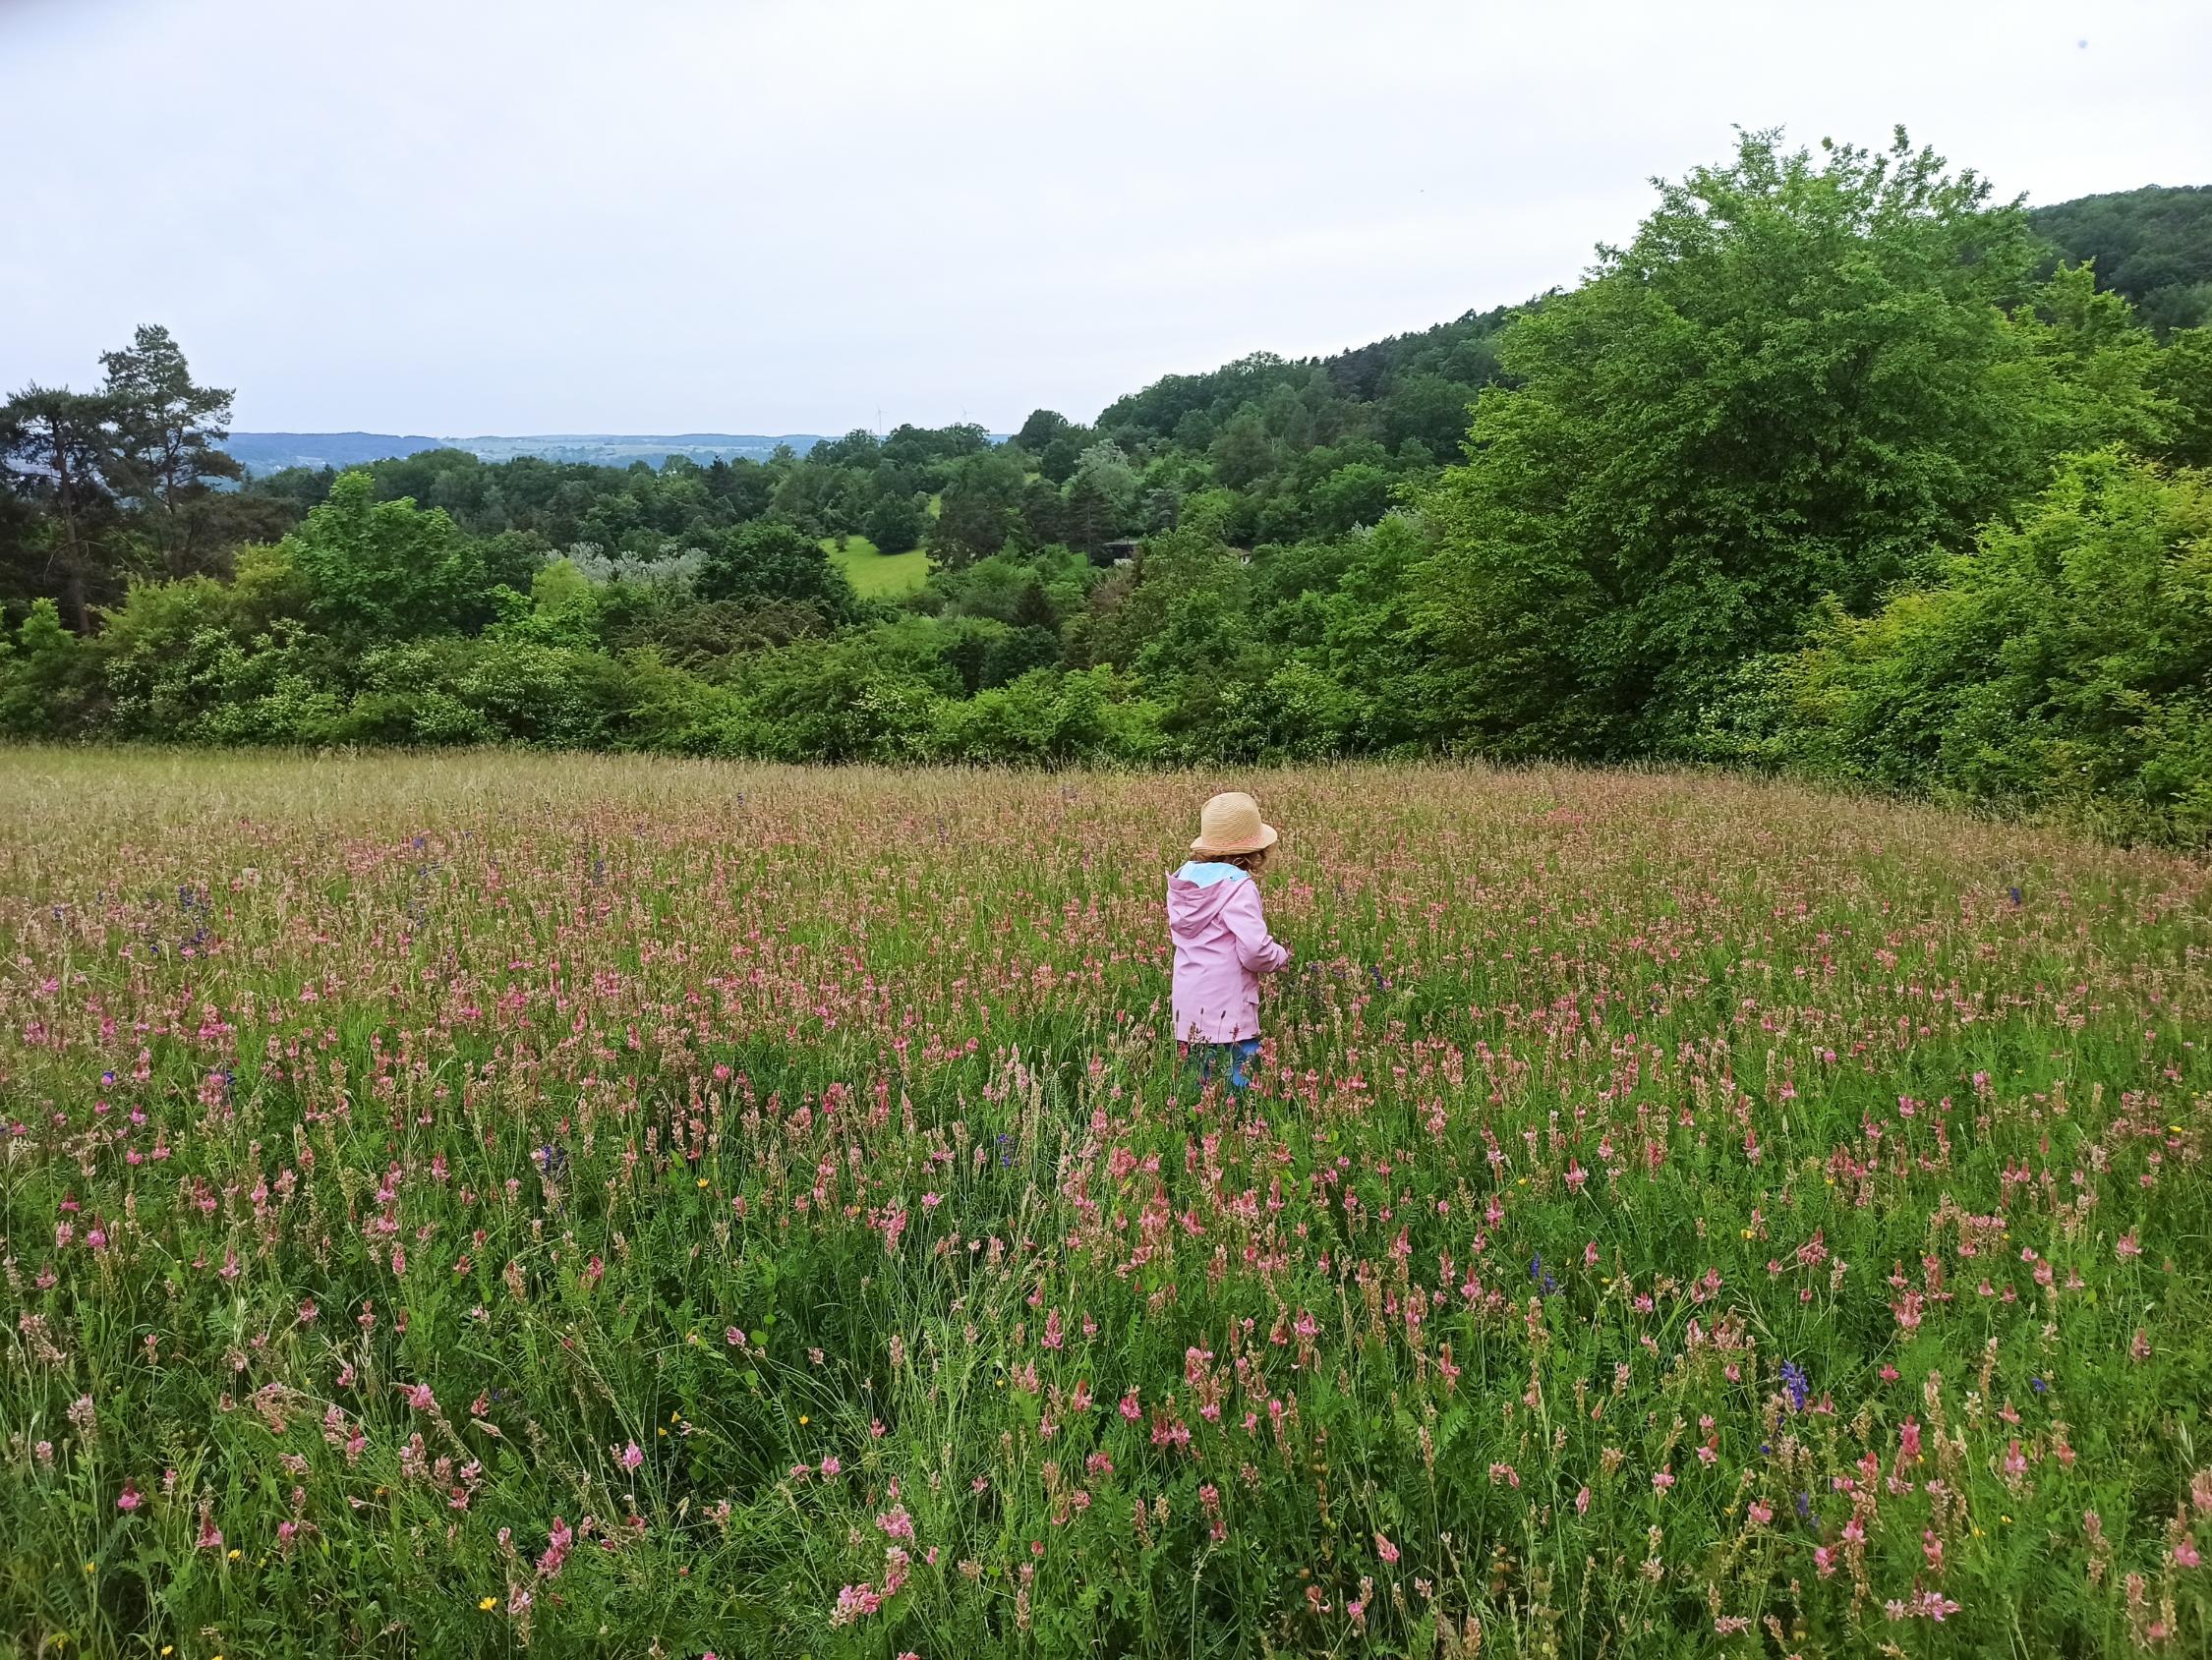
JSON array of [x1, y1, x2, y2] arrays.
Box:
[[6, 0, 2208, 435]]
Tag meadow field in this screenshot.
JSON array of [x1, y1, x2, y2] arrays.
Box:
[[823, 537, 932, 600], [2, 749, 2207, 1659]]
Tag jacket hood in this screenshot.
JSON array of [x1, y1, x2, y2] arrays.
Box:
[[1168, 865, 1247, 938]]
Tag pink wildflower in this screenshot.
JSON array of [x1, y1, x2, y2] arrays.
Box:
[[537, 1517, 574, 1578], [830, 1582, 884, 1627]]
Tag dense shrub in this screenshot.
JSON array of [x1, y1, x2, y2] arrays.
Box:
[[286, 470, 495, 641], [698, 517, 858, 616], [0, 599, 100, 734], [1751, 451, 2212, 842], [926, 664, 1164, 762]]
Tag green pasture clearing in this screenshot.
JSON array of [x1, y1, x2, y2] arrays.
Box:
[[824, 534, 930, 598]]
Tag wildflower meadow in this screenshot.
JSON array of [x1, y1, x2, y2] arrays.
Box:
[[2, 749, 2207, 1659]]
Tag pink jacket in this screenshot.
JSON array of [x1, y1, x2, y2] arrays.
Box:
[[1167, 862, 1291, 1043]]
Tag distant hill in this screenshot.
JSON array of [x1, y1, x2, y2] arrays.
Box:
[[2031, 184, 2212, 333], [223, 431, 1022, 476], [222, 431, 447, 473], [223, 431, 841, 475], [460, 433, 837, 467]]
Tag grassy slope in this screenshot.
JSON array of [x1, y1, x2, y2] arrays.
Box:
[[824, 534, 930, 599]]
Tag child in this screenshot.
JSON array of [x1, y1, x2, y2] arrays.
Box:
[[1168, 790, 1292, 1091]]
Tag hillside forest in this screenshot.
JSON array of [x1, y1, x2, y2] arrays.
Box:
[[4, 137, 2210, 844]]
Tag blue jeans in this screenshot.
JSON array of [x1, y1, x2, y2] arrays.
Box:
[[1187, 1038, 1260, 1092]]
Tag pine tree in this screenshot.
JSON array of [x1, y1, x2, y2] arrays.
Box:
[[98, 325, 243, 579], [0, 385, 124, 633]]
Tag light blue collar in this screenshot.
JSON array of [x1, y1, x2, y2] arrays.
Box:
[[1175, 860, 1247, 887]]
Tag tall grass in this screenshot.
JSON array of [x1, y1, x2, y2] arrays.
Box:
[[2, 748, 2207, 1657]]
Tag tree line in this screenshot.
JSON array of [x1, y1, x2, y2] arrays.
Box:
[[4, 133, 2209, 843]]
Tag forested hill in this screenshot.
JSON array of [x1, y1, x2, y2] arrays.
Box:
[[1088, 304, 1517, 463], [1085, 186, 2211, 463], [6, 136, 2211, 845], [2029, 184, 2212, 334]]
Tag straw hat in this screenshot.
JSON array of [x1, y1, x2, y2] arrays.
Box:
[[1192, 791, 1279, 857]]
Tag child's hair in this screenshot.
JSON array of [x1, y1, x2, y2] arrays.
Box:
[[1212, 848, 1269, 873]]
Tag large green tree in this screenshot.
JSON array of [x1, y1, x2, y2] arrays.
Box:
[[1013, 409, 1074, 452], [0, 385, 124, 633], [285, 469, 491, 640], [1421, 128, 2162, 757], [809, 429, 883, 469], [1206, 407, 1277, 491], [98, 324, 244, 579], [1071, 441, 1139, 528], [697, 518, 856, 615], [2153, 327, 2212, 468], [930, 450, 1027, 563], [863, 490, 929, 555]]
